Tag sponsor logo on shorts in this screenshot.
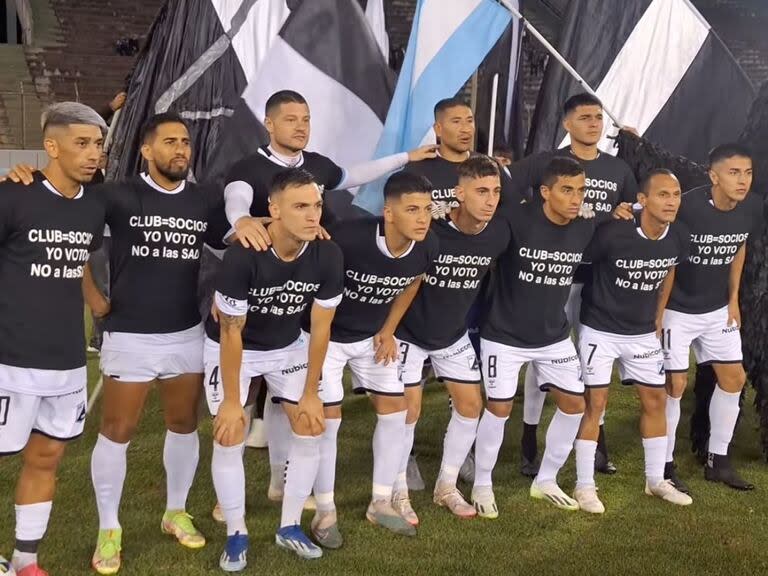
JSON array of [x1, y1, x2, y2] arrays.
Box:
[[282, 362, 308, 375], [550, 354, 579, 365], [76, 402, 86, 423], [633, 348, 662, 360], [445, 341, 473, 359], [722, 326, 739, 334]]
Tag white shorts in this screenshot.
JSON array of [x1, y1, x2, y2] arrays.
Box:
[[0, 386, 87, 455], [532, 283, 583, 388], [399, 333, 481, 387], [101, 323, 204, 382], [204, 335, 311, 415], [480, 337, 583, 401], [579, 326, 665, 388], [662, 306, 743, 372], [323, 337, 401, 399]]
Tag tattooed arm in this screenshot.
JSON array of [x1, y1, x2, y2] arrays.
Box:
[[213, 306, 248, 446]]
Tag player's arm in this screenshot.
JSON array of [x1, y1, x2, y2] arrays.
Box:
[[727, 243, 746, 327], [82, 262, 110, 317], [333, 146, 438, 192], [298, 301, 338, 435], [655, 267, 676, 338], [215, 301, 248, 446], [374, 276, 424, 365]]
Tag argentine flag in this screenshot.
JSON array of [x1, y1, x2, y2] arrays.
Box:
[[354, 0, 512, 215]]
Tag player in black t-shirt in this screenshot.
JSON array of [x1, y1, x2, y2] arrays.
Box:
[[403, 97, 526, 216], [510, 93, 638, 478], [314, 172, 437, 540], [207, 169, 343, 565], [659, 144, 765, 492], [474, 157, 595, 515], [395, 156, 510, 519], [223, 90, 436, 249], [0, 103, 109, 575], [573, 169, 692, 514]]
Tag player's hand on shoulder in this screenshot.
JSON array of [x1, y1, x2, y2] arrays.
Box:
[[578, 203, 596, 219], [407, 144, 438, 162], [5, 163, 36, 185], [612, 202, 634, 221], [233, 216, 272, 251], [297, 393, 325, 435], [431, 201, 451, 220], [316, 225, 331, 241], [214, 399, 247, 446], [373, 331, 398, 366]]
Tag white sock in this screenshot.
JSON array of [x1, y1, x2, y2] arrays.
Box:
[[438, 412, 479, 487], [163, 430, 199, 511], [372, 410, 407, 501], [13, 501, 52, 570], [394, 422, 417, 493], [536, 409, 583, 484], [709, 386, 741, 456], [643, 436, 666, 486], [574, 439, 597, 489], [211, 441, 247, 536], [523, 367, 546, 425], [313, 418, 341, 513], [473, 409, 508, 489], [91, 434, 129, 530], [281, 434, 320, 528], [665, 395, 681, 463], [266, 400, 291, 491]]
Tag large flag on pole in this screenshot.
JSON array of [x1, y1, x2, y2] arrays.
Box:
[[363, 0, 389, 61], [353, 0, 512, 215], [109, 0, 394, 184], [527, 0, 755, 163]]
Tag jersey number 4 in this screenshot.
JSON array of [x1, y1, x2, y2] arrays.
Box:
[[209, 366, 220, 392]]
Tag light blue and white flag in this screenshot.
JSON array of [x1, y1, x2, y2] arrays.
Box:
[[354, 0, 511, 214]]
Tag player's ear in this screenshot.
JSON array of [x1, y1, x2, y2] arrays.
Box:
[[708, 168, 718, 187], [636, 192, 646, 207], [539, 185, 550, 202], [268, 196, 280, 219], [382, 201, 394, 224], [264, 116, 274, 135], [140, 142, 153, 163], [43, 136, 59, 159], [454, 184, 465, 203]]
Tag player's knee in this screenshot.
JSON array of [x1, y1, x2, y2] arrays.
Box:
[[585, 392, 608, 415], [560, 394, 586, 415], [23, 439, 65, 474], [486, 400, 513, 418], [100, 417, 138, 444], [455, 396, 482, 419], [667, 373, 688, 398], [165, 412, 198, 434], [717, 365, 746, 392], [642, 389, 667, 415], [406, 403, 422, 424]]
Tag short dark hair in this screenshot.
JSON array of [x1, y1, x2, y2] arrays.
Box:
[[541, 156, 585, 188], [265, 90, 307, 117], [708, 142, 752, 167], [269, 167, 317, 197], [434, 97, 471, 119], [639, 168, 677, 195], [384, 171, 433, 201], [140, 112, 188, 143], [563, 92, 603, 116], [457, 154, 500, 181]]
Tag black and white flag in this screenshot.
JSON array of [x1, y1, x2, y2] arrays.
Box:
[[527, 0, 755, 163], [109, 0, 393, 183]]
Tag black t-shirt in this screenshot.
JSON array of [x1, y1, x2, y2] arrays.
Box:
[[481, 202, 595, 348], [506, 148, 638, 284], [668, 185, 765, 314], [398, 217, 510, 349], [403, 155, 526, 211], [581, 218, 690, 335], [328, 217, 439, 343], [226, 146, 343, 224], [0, 177, 104, 370], [207, 240, 344, 351], [97, 174, 227, 334]]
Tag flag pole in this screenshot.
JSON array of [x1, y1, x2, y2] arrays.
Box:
[[487, 73, 499, 156], [495, 0, 622, 127]]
